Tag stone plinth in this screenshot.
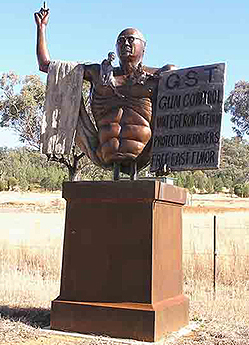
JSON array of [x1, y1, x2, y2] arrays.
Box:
[[51, 180, 189, 341]]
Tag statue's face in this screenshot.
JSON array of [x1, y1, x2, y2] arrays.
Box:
[[116, 28, 146, 67]]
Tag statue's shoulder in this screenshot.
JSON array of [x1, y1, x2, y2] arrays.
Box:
[[84, 63, 101, 82], [144, 64, 177, 76]]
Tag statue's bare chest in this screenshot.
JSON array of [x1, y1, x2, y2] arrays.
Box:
[[91, 83, 154, 125]]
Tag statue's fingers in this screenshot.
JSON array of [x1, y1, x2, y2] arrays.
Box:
[[43, 12, 49, 21], [34, 12, 41, 20], [41, 9, 49, 17]]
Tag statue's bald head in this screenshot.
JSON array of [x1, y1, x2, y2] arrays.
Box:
[[116, 28, 146, 67], [117, 28, 146, 43]]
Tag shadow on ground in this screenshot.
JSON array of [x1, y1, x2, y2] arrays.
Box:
[[0, 305, 50, 327]]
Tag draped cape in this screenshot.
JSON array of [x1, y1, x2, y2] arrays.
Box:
[[40, 60, 103, 167]]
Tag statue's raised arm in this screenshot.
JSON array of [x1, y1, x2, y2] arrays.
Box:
[[34, 2, 50, 73]]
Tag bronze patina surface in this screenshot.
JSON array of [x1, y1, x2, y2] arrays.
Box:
[[34, 5, 175, 176], [50, 181, 189, 341]]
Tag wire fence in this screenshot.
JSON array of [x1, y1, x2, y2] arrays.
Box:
[[182, 213, 249, 292], [1, 208, 249, 294]]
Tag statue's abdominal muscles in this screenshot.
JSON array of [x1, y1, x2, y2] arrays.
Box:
[[92, 93, 152, 165]]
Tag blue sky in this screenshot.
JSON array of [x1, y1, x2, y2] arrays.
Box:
[[1, 0, 249, 147]]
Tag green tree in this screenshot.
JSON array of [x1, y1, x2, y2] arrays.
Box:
[[243, 183, 249, 197], [204, 177, 214, 194], [213, 177, 224, 192], [234, 183, 249, 198], [0, 180, 6, 191], [162, 137, 249, 195], [0, 147, 112, 190], [0, 147, 68, 191], [234, 184, 244, 197], [193, 171, 206, 192], [0, 72, 45, 148], [225, 81, 249, 137], [219, 137, 249, 185], [185, 174, 195, 193], [7, 177, 18, 190], [0, 72, 97, 181]]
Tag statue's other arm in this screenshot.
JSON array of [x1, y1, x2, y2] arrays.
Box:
[[34, 4, 50, 73]]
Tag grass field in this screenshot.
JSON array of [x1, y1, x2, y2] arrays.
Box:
[[0, 191, 249, 344]]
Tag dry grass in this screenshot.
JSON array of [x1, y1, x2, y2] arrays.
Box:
[[0, 242, 61, 309], [1, 192, 249, 344], [0, 317, 41, 344], [181, 248, 249, 345], [1, 241, 249, 344]]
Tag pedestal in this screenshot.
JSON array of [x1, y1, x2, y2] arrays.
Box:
[[51, 180, 189, 342]]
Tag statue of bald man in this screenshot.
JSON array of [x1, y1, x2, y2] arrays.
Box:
[[34, 5, 176, 179]]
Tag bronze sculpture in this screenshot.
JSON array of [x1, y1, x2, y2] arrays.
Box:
[[35, 7, 190, 340], [34, 4, 176, 179]]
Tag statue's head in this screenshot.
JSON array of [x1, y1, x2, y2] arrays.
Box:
[[116, 28, 146, 67], [107, 52, 116, 64]]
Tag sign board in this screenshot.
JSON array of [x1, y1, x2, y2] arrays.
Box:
[[150, 63, 226, 173]]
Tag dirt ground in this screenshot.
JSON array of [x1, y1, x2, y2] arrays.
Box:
[[187, 192, 249, 208], [0, 191, 65, 212], [1, 190, 249, 209], [1, 190, 249, 248]]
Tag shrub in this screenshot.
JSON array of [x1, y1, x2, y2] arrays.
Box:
[[7, 177, 18, 190], [234, 183, 249, 197], [0, 180, 6, 191]]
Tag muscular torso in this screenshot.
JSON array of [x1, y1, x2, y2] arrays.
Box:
[[89, 65, 158, 167]]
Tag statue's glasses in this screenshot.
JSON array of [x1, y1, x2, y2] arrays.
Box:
[[116, 35, 145, 45]]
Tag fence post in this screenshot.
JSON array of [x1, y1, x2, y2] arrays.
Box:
[[213, 215, 217, 296]]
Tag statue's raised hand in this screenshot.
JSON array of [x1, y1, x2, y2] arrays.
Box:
[[34, 3, 50, 27]]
